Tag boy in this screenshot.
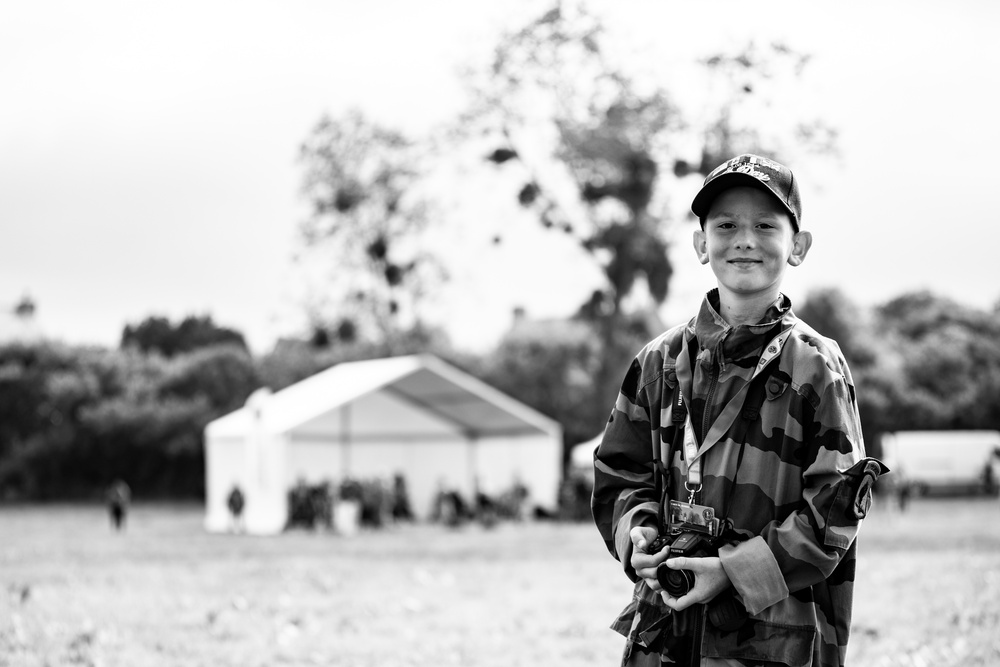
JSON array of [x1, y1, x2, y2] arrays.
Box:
[[592, 154, 885, 667]]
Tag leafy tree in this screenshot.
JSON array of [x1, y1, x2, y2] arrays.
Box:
[[0, 340, 261, 500], [473, 311, 657, 464], [797, 289, 1000, 453], [690, 41, 839, 172], [257, 322, 455, 392], [159, 345, 260, 414], [460, 2, 836, 420], [876, 292, 1000, 431], [76, 345, 260, 497], [297, 109, 444, 345], [121, 315, 247, 357], [476, 319, 604, 458], [0, 342, 66, 456], [0, 341, 93, 497], [459, 4, 680, 411], [877, 291, 1000, 341]]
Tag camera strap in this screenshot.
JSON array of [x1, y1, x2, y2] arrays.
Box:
[[655, 384, 688, 533], [679, 324, 794, 504]]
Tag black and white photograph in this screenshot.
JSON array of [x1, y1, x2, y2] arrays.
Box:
[[2, 2, 998, 665]]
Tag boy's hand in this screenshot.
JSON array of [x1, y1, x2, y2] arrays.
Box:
[[629, 526, 669, 591], [658, 556, 732, 611]]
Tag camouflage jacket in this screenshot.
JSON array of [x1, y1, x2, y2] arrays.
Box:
[[592, 291, 885, 667]]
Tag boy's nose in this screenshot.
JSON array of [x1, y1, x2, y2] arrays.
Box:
[[734, 229, 755, 249]]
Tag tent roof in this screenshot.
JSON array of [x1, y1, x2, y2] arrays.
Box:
[[206, 354, 562, 440]]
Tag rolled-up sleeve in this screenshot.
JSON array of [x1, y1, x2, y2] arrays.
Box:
[[718, 536, 789, 615]]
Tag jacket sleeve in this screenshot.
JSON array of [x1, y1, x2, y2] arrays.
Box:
[[719, 364, 886, 615], [591, 357, 662, 583]]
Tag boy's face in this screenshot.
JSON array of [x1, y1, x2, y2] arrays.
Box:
[[693, 186, 812, 300]]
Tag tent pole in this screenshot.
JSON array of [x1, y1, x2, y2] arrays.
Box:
[[469, 435, 478, 502], [341, 403, 351, 478]]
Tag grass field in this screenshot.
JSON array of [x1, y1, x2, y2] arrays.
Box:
[[2, 496, 998, 667]]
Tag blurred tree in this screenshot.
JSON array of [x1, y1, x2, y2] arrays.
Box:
[[459, 3, 678, 412], [459, 1, 836, 419], [692, 41, 839, 173], [476, 319, 604, 459], [877, 291, 1000, 341], [159, 345, 260, 414], [257, 322, 454, 392], [13, 294, 35, 318], [121, 315, 247, 357], [875, 291, 1000, 431], [298, 109, 444, 345], [797, 289, 1000, 453], [0, 340, 262, 500], [472, 310, 657, 465], [77, 398, 211, 497], [256, 339, 334, 392], [0, 342, 89, 493]]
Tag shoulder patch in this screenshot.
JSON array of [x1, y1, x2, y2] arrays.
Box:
[[849, 459, 889, 519]]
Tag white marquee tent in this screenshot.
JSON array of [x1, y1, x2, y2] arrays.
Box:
[[204, 354, 563, 534], [570, 434, 601, 484]]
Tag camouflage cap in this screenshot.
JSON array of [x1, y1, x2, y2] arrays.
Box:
[[691, 154, 802, 231]]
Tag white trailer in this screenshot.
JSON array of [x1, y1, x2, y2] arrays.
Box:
[[880, 430, 1000, 495]]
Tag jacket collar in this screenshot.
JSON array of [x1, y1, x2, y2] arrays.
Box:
[[689, 289, 792, 366]]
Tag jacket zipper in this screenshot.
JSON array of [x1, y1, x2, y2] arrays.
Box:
[[691, 603, 706, 667], [701, 361, 720, 442]]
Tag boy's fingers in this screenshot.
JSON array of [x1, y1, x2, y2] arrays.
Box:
[[667, 593, 695, 612], [629, 526, 656, 550], [664, 556, 687, 570], [664, 556, 708, 571], [641, 575, 662, 592], [660, 591, 690, 610]]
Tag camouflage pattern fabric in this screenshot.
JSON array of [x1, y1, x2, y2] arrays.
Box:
[[593, 291, 886, 667]]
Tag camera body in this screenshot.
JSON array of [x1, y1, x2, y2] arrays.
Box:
[[649, 501, 724, 598]]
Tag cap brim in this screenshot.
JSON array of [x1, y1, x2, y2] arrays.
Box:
[[691, 173, 797, 228]]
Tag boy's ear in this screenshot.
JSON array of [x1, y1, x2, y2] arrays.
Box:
[[693, 229, 710, 265], [787, 230, 813, 267]]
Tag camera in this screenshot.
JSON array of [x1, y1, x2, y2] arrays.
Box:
[[648, 501, 724, 598], [647, 501, 747, 632], [652, 530, 724, 597]]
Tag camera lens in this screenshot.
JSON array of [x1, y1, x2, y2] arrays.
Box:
[[655, 562, 695, 597]]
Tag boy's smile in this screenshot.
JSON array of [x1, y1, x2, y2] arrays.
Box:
[[693, 187, 812, 308]]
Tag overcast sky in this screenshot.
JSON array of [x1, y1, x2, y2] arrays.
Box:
[[2, 0, 998, 353]]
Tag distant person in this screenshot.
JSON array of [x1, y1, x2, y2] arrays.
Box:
[[893, 466, 912, 512], [432, 483, 466, 528], [475, 489, 498, 528], [592, 154, 888, 666], [391, 474, 413, 522], [227, 485, 245, 533], [106, 479, 131, 532], [897, 480, 913, 512]]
